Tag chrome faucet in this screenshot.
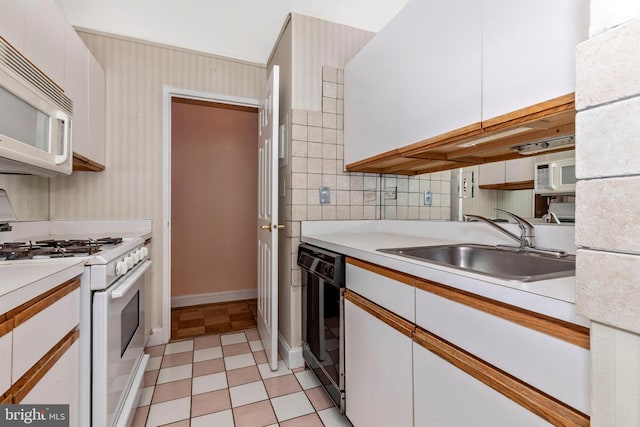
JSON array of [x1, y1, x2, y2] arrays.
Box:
[[464, 208, 535, 249]]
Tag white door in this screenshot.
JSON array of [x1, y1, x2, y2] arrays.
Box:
[[257, 65, 280, 370]]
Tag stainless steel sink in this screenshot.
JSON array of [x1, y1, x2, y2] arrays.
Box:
[[377, 244, 575, 282]]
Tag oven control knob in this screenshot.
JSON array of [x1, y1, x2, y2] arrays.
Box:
[[137, 248, 145, 260], [125, 255, 134, 268], [141, 247, 149, 258], [132, 251, 140, 264], [116, 261, 128, 276]]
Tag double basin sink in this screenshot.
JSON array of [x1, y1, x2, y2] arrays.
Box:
[[378, 243, 575, 282]]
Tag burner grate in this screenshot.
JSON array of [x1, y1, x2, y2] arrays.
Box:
[[0, 237, 123, 261]]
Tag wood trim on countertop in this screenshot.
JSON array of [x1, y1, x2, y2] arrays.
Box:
[[8, 279, 80, 328], [0, 317, 13, 338], [345, 290, 414, 338], [478, 180, 534, 191], [415, 278, 590, 349], [346, 257, 414, 287], [11, 329, 79, 403], [413, 328, 590, 426]]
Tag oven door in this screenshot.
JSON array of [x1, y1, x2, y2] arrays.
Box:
[[93, 260, 151, 427]]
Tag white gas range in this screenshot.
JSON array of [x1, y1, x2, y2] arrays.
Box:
[[2, 220, 152, 427]]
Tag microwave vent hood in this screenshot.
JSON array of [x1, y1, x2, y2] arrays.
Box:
[[0, 38, 73, 116]]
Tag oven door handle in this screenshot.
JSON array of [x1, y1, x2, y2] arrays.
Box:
[[111, 260, 152, 299]]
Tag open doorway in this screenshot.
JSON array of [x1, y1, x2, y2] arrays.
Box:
[[170, 97, 259, 340]]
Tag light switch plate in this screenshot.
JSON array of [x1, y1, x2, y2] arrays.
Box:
[[319, 186, 331, 204], [459, 171, 474, 198]]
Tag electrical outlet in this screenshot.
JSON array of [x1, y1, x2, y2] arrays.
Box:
[[424, 191, 433, 206], [384, 187, 397, 200]]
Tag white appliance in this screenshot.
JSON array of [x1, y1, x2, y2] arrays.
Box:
[[0, 232, 150, 427], [534, 157, 576, 194], [89, 239, 150, 427], [0, 38, 73, 176]]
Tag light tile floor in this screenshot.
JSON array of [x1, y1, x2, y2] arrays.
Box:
[[133, 329, 353, 427]]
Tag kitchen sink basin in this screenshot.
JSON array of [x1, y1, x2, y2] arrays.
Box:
[[377, 244, 575, 282]]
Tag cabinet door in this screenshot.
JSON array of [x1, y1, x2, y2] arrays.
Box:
[[344, 14, 399, 166], [0, 0, 26, 52], [398, 0, 481, 146], [23, 0, 68, 87], [0, 323, 11, 394], [505, 157, 534, 183], [413, 342, 552, 427], [345, 295, 413, 427], [21, 340, 79, 427], [478, 161, 506, 186], [482, 0, 589, 120], [65, 29, 89, 159], [87, 53, 106, 166]]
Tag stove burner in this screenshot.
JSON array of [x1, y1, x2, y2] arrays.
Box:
[[0, 237, 124, 261]]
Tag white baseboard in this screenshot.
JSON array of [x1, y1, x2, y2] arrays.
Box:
[[146, 327, 165, 347], [171, 289, 257, 308], [279, 333, 304, 369]]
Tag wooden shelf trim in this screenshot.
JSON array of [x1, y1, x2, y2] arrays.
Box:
[[73, 152, 105, 172], [345, 290, 415, 338], [478, 180, 534, 190], [415, 278, 590, 349], [346, 257, 414, 287], [8, 279, 80, 328], [413, 328, 589, 426], [11, 329, 79, 403]]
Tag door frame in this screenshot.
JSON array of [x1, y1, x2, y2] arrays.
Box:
[[160, 86, 260, 345]]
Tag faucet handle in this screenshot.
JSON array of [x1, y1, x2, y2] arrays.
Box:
[[495, 209, 534, 229]]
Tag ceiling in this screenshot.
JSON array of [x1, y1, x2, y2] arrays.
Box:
[[54, 0, 410, 64]]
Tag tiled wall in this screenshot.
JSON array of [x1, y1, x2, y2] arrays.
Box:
[[575, 10, 640, 426], [285, 65, 451, 310]]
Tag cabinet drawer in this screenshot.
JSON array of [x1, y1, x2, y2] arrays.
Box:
[[415, 280, 590, 414], [19, 337, 79, 427], [346, 258, 414, 322], [0, 320, 12, 394], [12, 280, 80, 383]]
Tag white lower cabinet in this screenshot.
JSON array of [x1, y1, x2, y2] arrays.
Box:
[[345, 294, 413, 427], [21, 340, 79, 427], [343, 257, 590, 427], [413, 341, 551, 427], [0, 324, 12, 394]]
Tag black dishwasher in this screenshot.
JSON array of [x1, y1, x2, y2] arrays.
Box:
[[297, 243, 345, 413]]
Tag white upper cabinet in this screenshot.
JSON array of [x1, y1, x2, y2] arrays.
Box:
[[398, 0, 481, 146], [344, 13, 399, 166], [23, 0, 68, 87], [482, 0, 589, 120], [87, 53, 106, 166], [65, 29, 89, 159], [0, 0, 26, 51]]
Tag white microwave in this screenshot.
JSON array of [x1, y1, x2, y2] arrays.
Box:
[[0, 38, 72, 176], [534, 158, 576, 194]]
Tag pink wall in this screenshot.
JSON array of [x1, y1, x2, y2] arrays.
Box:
[[171, 99, 258, 298]]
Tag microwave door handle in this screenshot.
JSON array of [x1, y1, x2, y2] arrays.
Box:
[[54, 110, 70, 165], [549, 163, 556, 190], [111, 260, 152, 299]]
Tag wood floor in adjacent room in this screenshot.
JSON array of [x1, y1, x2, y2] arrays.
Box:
[[171, 299, 258, 340]]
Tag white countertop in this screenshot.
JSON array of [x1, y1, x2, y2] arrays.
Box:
[[301, 220, 588, 327], [0, 258, 85, 314]]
